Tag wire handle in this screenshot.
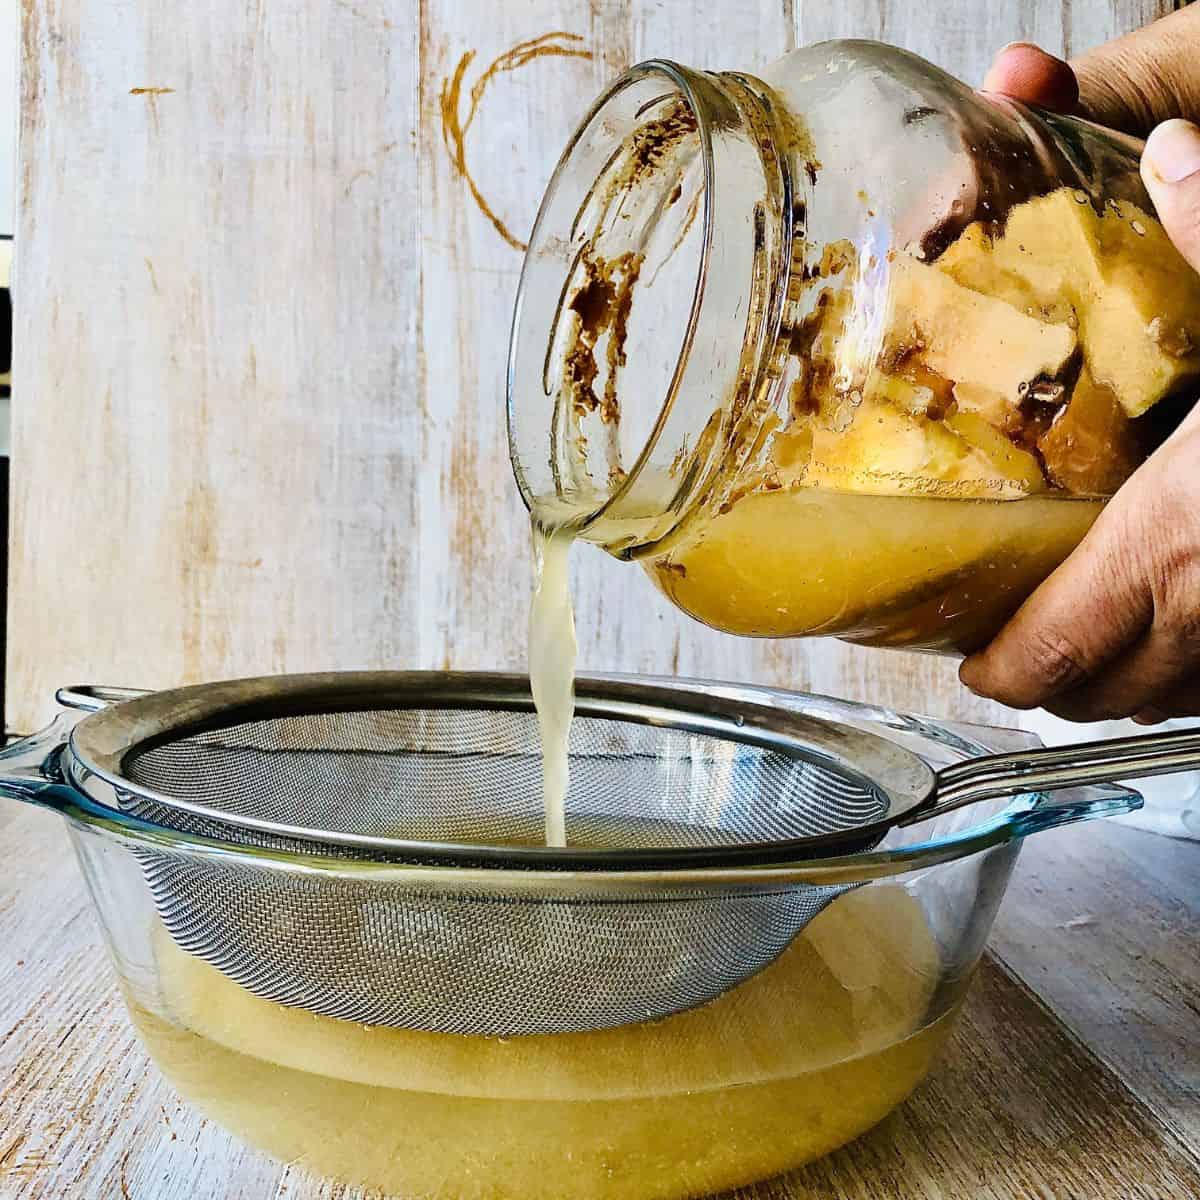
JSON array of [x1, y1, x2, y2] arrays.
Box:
[[915, 727, 1200, 822], [55, 685, 149, 713]]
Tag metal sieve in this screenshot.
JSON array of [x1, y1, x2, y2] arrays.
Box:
[[8, 671, 1199, 1036]]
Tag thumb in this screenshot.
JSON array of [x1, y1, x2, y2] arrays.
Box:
[[1142, 119, 1200, 273]]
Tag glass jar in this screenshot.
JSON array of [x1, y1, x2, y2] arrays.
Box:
[[507, 39, 1200, 653]]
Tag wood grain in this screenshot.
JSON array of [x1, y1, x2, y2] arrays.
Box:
[[780, 957, 1200, 1200], [11, 0, 425, 729], [18, 0, 1182, 729], [988, 819, 1200, 1153], [3, 804, 1200, 1199], [7, 1, 1197, 1195]]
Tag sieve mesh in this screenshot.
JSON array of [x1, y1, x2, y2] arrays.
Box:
[[83, 689, 901, 1035], [121, 707, 891, 850], [48, 671, 1171, 1035]]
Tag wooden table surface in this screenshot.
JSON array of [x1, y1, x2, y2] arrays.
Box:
[[2, 800, 1198, 1200]]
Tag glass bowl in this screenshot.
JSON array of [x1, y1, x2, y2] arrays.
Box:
[[0, 676, 1139, 1200]]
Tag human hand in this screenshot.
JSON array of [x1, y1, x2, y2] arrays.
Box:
[[959, 7, 1200, 723]]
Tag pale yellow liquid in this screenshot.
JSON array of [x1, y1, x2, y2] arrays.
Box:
[[131, 886, 961, 1200], [651, 488, 1102, 653], [529, 523, 576, 846]]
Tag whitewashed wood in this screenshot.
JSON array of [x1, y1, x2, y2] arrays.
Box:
[[0, 2, 15, 236], [988, 818, 1200, 1152], [10, 0, 424, 730], [14, 0, 1171, 732], [794, 0, 1176, 82]]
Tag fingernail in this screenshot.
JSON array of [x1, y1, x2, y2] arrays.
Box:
[[1145, 119, 1200, 184], [995, 41, 1066, 64]]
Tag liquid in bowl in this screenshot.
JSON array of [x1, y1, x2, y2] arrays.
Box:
[[130, 883, 961, 1199]]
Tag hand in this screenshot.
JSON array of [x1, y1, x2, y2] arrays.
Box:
[[959, 7, 1200, 724]]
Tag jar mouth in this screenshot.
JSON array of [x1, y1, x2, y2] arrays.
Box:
[[507, 60, 793, 554]]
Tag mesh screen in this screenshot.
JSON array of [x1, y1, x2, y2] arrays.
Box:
[[122, 707, 889, 850], [138, 847, 846, 1035], [114, 702, 885, 1035]]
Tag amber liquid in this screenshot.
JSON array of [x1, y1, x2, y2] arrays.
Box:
[[650, 487, 1103, 652], [130, 886, 963, 1200]]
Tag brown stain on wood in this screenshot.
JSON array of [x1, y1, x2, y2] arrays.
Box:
[[118, 1147, 133, 1199], [0, 1134, 27, 1171], [342, 139, 399, 198], [180, 481, 218, 681], [18, 0, 42, 220], [130, 86, 172, 136], [439, 32, 592, 252], [335, 0, 392, 28]]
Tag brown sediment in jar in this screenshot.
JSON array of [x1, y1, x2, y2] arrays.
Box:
[[563, 248, 644, 424], [626, 101, 698, 180], [556, 99, 702, 430]]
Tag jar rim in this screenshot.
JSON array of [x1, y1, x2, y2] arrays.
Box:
[[507, 59, 792, 552]]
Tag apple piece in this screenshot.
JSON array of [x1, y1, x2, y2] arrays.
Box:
[[938, 190, 1200, 418], [805, 391, 1043, 498], [887, 254, 1077, 422]]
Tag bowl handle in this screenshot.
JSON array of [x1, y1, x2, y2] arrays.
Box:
[[0, 713, 82, 809], [0, 686, 148, 811]]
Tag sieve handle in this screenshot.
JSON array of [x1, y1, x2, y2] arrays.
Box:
[[55, 685, 150, 713], [917, 727, 1200, 820]]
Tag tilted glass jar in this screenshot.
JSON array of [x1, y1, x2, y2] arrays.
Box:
[[507, 39, 1200, 653]]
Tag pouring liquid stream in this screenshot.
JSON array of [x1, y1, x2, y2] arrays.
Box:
[[529, 520, 578, 847]]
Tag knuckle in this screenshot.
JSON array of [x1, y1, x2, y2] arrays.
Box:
[[1019, 625, 1092, 698]]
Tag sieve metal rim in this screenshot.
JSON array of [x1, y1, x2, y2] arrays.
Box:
[[63, 670, 936, 870]]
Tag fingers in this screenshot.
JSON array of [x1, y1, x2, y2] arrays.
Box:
[[1041, 618, 1200, 723], [1072, 5, 1200, 137], [982, 7, 1200, 138], [963, 420, 1200, 720], [1141, 119, 1200, 274], [981, 43, 1078, 113], [1132, 686, 1200, 725], [958, 492, 1153, 710]]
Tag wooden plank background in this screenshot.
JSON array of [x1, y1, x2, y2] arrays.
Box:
[[5, 0, 1183, 737], [5, 5, 1199, 1196]]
